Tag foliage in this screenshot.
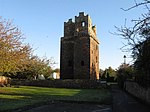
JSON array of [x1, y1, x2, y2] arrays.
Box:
[[0, 86, 111, 111], [20, 56, 54, 80], [107, 67, 117, 77], [0, 17, 32, 74], [118, 64, 135, 79], [117, 64, 135, 88], [101, 67, 117, 82], [134, 38, 150, 87], [53, 68, 60, 73], [0, 17, 55, 79], [99, 69, 104, 79], [115, 0, 150, 87]]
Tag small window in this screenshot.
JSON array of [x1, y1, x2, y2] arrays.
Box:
[[68, 60, 72, 67], [81, 61, 84, 66], [96, 45, 98, 50], [92, 63, 94, 67], [82, 21, 85, 27], [96, 57, 98, 63]]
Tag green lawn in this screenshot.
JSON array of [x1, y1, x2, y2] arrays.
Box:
[[0, 86, 111, 111]]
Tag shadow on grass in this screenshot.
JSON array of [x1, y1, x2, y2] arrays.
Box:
[[0, 86, 112, 112]]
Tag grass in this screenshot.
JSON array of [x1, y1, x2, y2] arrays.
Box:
[[0, 86, 111, 111]]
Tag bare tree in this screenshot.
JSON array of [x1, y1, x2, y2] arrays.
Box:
[[115, 0, 150, 87], [115, 0, 150, 60]]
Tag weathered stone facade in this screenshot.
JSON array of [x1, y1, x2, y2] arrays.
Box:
[[60, 12, 99, 79]]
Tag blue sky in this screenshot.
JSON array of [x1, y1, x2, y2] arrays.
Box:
[[0, 0, 146, 69]]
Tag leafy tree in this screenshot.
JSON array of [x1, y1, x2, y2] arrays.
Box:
[[134, 38, 150, 87], [117, 64, 135, 88], [102, 67, 117, 82], [101, 70, 106, 79], [99, 69, 104, 79], [0, 17, 32, 75], [0, 17, 55, 79], [53, 68, 60, 73], [20, 56, 54, 80], [107, 67, 117, 77]]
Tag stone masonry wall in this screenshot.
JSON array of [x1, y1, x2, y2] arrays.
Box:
[[60, 12, 99, 79], [125, 81, 150, 104], [11, 79, 104, 89]]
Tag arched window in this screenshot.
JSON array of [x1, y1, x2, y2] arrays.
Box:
[[82, 21, 85, 27]]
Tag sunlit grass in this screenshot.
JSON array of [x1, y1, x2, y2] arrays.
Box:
[[0, 94, 30, 99], [0, 86, 111, 111]]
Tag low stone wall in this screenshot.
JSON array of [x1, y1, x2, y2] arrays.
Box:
[[125, 81, 150, 104], [11, 79, 105, 89]]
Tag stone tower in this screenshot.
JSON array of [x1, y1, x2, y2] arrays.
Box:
[[60, 12, 99, 79]]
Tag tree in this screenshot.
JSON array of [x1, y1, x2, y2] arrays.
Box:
[[102, 67, 117, 82], [0, 17, 56, 79], [99, 69, 104, 79], [53, 68, 60, 73], [115, 0, 150, 87], [0, 17, 32, 75], [18, 56, 54, 80], [117, 64, 135, 88], [134, 38, 150, 87]]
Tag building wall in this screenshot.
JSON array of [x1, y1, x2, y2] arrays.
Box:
[[74, 36, 90, 79], [60, 39, 74, 79], [90, 37, 99, 79], [60, 12, 99, 79]]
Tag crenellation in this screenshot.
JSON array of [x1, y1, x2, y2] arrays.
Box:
[[60, 12, 99, 80], [92, 25, 96, 34], [79, 12, 85, 16]]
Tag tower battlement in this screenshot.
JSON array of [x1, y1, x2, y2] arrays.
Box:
[[60, 12, 99, 79]]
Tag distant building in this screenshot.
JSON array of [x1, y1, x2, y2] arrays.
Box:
[[52, 72, 60, 79], [37, 74, 45, 80], [60, 12, 99, 79]]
